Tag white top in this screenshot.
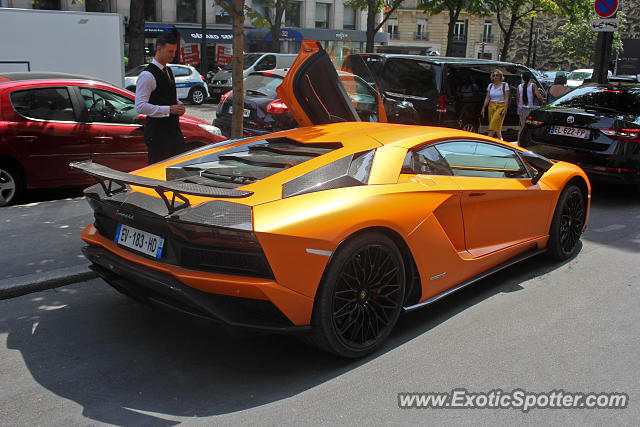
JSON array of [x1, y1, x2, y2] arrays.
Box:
[[518, 82, 535, 110], [487, 82, 508, 103], [134, 59, 182, 118]]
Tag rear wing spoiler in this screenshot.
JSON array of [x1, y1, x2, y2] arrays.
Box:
[[70, 161, 252, 214]]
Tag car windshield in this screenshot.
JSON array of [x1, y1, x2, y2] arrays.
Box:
[[125, 65, 147, 77], [378, 58, 439, 97], [245, 73, 283, 97], [222, 53, 264, 71], [551, 85, 640, 115], [567, 71, 592, 81]]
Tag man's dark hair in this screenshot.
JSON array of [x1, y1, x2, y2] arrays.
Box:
[[554, 74, 567, 85], [157, 33, 178, 47]]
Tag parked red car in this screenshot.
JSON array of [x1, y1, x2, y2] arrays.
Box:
[[0, 72, 224, 206]]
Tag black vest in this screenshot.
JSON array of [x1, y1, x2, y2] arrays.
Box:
[[144, 64, 179, 134]]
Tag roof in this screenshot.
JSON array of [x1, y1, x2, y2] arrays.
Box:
[[0, 72, 109, 84]]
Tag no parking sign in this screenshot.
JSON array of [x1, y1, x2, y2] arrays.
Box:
[[594, 0, 619, 18]]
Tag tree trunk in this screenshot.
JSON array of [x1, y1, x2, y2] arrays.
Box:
[[270, 1, 286, 53], [231, 0, 245, 139], [445, 8, 460, 57], [366, 0, 376, 53], [500, 13, 518, 62], [128, 0, 145, 69]]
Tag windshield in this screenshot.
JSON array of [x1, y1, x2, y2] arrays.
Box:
[[378, 58, 439, 97], [567, 71, 592, 81], [245, 73, 284, 97], [222, 53, 264, 71], [125, 65, 147, 77], [551, 85, 640, 115]]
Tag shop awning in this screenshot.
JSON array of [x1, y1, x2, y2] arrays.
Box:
[[176, 27, 233, 44], [144, 23, 175, 36]]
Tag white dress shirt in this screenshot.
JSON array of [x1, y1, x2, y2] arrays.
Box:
[[134, 59, 182, 118]]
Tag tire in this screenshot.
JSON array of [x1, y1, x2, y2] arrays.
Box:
[[461, 120, 478, 133], [547, 184, 587, 261], [308, 232, 406, 358], [189, 86, 206, 105], [0, 161, 24, 207]]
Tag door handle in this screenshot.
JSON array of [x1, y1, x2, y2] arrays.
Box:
[[95, 136, 113, 142], [469, 192, 486, 197], [15, 135, 38, 143]]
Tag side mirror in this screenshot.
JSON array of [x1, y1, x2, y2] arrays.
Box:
[[521, 150, 553, 185]]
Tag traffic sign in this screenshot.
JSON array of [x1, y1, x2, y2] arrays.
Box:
[[592, 18, 620, 31], [594, 0, 618, 18]]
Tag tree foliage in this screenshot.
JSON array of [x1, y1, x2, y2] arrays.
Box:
[[245, 0, 295, 52], [418, 0, 488, 56], [552, 11, 625, 66], [345, 0, 406, 52]]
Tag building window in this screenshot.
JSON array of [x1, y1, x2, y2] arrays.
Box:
[[215, 5, 231, 24], [453, 20, 467, 41], [387, 18, 398, 39], [415, 18, 428, 40], [177, 0, 197, 23], [285, 2, 301, 27], [343, 7, 356, 30], [483, 20, 493, 43], [143, 0, 156, 21], [32, 0, 61, 10], [315, 3, 330, 29]]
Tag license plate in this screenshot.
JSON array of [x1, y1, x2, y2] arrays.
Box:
[[550, 125, 590, 139], [115, 223, 164, 259], [228, 106, 251, 118]]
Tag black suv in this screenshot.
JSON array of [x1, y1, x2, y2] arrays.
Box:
[[343, 54, 542, 139]]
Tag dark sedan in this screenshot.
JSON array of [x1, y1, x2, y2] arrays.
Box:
[[213, 69, 418, 137], [519, 82, 640, 184]]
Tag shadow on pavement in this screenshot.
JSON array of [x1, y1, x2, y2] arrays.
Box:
[[0, 250, 569, 426]]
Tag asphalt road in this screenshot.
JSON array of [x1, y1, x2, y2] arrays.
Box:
[[0, 183, 638, 425]]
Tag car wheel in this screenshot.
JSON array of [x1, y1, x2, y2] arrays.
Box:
[[0, 161, 24, 207], [547, 184, 587, 261], [309, 232, 406, 358], [189, 87, 205, 105], [461, 120, 478, 133]]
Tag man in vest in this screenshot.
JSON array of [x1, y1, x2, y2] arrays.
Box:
[[134, 33, 186, 164]]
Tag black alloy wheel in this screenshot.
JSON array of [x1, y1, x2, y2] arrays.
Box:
[[309, 232, 406, 358], [548, 184, 587, 260]]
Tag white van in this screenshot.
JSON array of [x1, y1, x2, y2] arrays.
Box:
[[209, 53, 297, 101]]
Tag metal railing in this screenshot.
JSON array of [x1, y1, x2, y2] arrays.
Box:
[[389, 32, 400, 40], [414, 32, 429, 40], [452, 33, 467, 42], [481, 35, 494, 43]]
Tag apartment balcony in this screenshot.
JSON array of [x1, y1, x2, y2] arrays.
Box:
[[389, 32, 400, 40], [414, 32, 429, 41], [481, 35, 494, 43], [452, 33, 467, 42]]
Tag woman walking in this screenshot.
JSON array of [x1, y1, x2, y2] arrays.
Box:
[[517, 72, 545, 139], [546, 74, 571, 103], [481, 70, 509, 140]]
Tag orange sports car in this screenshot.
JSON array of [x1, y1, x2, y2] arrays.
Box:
[[74, 42, 590, 357]]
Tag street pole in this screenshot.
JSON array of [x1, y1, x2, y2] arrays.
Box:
[[201, 0, 207, 77], [593, 31, 613, 83], [532, 29, 538, 69], [231, 0, 244, 139]]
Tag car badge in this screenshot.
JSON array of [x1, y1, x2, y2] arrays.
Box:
[[567, 116, 575, 124]]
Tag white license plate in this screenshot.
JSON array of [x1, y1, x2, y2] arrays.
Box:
[[550, 125, 590, 139], [228, 106, 251, 118], [115, 223, 165, 259]]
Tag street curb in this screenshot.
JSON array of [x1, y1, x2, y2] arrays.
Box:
[[0, 265, 98, 300]]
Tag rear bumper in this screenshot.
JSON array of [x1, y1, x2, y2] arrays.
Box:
[[84, 244, 311, 333], [81, 224, 314, 329]]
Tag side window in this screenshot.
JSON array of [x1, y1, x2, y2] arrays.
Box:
[[80, 87, 137, 124], [256, 55, 276, 71], [341, 76, 379, 121], [10, 87, 76, 122], [170, 66, 191, 77], [434, 141, 529, 178], [402, 145, 452, 176]]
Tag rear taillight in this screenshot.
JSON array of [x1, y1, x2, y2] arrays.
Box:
[[220, 90, 232, 104], [266, 99, 289, 114], [601, 128, 640, 142], [525, 116, 543, 127], [201, 76, 206, 82], [436, 94, 447, 113]]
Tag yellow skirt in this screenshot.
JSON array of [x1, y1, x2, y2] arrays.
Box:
[[488, 102, 505, 131]]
